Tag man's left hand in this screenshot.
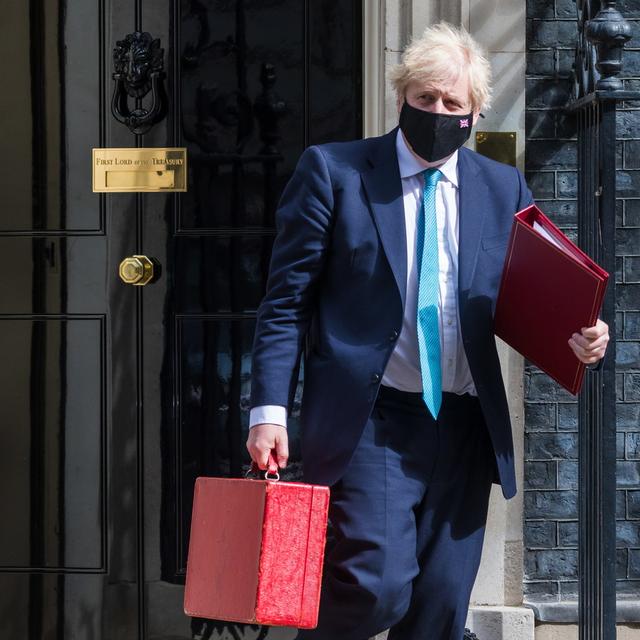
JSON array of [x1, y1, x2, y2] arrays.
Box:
[[568, 318, 609, 365]]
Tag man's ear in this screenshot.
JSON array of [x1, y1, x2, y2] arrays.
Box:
[[396, 93, 405, 115], [472, 109, 481, 126]]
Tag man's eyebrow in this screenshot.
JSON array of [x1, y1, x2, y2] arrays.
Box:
[[415, 86, 469, 105]]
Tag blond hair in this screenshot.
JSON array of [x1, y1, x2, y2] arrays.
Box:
[[389, 22, 492, 112]]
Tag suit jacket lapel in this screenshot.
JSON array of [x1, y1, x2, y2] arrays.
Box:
[[361, 129, 407, 310], [458, 147, 488, 295]]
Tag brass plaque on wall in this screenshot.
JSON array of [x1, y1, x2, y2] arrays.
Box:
[[475, 132, 516, 167], [92, 147, 187, 192]]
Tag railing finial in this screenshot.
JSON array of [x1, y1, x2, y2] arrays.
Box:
[[587, 0, 633, 91]]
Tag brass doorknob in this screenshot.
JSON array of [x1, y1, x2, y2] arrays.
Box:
[[119, 255, 154, 286]]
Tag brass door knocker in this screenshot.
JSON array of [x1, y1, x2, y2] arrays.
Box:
[[111, 31, 167, 135]]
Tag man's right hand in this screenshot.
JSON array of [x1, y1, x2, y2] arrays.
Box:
[[246, 423, 289, 473]]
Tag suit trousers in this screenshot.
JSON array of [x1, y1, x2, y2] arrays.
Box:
[[295, 386, 496, 640]]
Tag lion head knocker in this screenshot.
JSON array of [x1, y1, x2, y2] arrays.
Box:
[[111, 32, 167, 135]]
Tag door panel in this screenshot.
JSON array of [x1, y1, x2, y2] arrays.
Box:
[[0, 1, 103, 233], [0, 238, 107, 313], [173, 236, 271, 313], [0, 317, 105, 571], [0, 0, 361, 637]]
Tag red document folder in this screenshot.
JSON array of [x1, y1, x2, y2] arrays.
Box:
[[184, 477, 330, 629], [494, 204, 608, 395]]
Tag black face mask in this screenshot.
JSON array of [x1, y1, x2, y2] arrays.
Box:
[[399, 101, 473, 163]]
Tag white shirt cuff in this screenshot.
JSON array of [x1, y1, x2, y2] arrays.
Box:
[[249, 405, 288, 429]]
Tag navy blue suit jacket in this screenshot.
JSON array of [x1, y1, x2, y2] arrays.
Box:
[[251, 128, 533, 499]]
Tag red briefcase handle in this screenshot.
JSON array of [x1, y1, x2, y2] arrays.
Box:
[[248, 452, 280, 480]]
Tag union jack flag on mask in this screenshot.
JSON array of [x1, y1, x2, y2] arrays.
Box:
[[459, 119, 470, 128]]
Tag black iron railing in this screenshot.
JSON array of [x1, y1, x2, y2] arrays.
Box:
[[568, 2, 635, 638]]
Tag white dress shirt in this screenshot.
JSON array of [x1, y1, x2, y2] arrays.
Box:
[[250, 130, 475, 429], [382, 130, 476, 396]]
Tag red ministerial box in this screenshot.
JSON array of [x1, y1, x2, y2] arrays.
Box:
[[494, 204, 608, 395], [184, 477, 330, 629]]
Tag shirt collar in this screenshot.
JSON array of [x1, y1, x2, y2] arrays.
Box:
[[395, 128, 459, 188]]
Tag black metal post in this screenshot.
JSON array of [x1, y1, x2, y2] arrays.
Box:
[[576, 95, 617, 640], [568, 2, 635, 638]]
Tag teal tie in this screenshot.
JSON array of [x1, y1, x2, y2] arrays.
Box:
[[417, 169, 442, 419]]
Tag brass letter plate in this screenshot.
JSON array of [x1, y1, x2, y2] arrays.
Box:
[[475, 132, 516, 167], [92, 147, 187, 192]]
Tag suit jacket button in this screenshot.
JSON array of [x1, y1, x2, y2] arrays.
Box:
[[389, 331, 399, 342], [371, 373, 381, 383]]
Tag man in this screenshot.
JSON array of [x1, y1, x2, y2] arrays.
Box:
[[247, 23, 609, 640]]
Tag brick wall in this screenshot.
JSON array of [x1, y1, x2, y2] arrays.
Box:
[[524, 0, 640, 602]]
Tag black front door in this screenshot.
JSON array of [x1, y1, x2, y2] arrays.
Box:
[[0, 1, 361, 638]]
